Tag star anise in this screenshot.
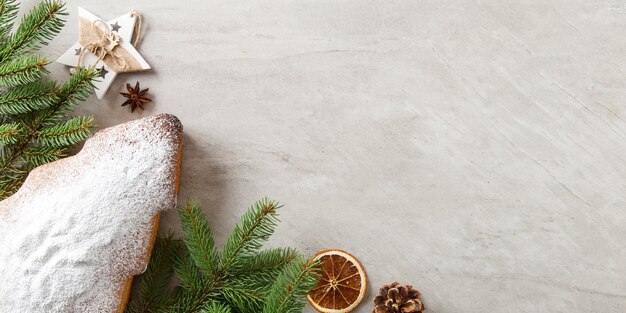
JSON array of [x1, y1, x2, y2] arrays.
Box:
[[121, 81, 151, 112]]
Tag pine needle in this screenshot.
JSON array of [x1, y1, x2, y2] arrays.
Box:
[[220, 198, 281, 274], [200, 301, 232, 313], [135, 235, 176, 311], [35, 115, 94, 147], [172, 239, 205, 293], [178, 200, 219, 277], [262, 256, 321, 313], [0, 1, 96, 200], [0, 0, 19, 40], [232, 247, 299, 285], [0, 122, 21, 144], [126, 199, 321, 313], [21, 145, 66, 167], [38, 66, 97, 126], [0, 0, 66, 62], [0, 80, 58, 115], [0, 55, 48, 87]]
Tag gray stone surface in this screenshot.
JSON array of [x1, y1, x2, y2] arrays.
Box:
[[24, 0, 626, 312]]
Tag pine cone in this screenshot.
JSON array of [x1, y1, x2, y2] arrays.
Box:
[[373, 282, 425, 313]]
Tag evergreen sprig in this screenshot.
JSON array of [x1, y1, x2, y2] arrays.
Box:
[[0, 121, 20, 144], [0, 55, 48, 87], [220, 199, 281, 275], [0, 80, 58, 115], [0, 0, 97, 200], [0, 0, 66, 62], [134, 234, 177, 312], [35, 115, 94, 147], [263, 257, 320, 313], [179, 200, 219, 278], [125, 198, 321, 313], [0, 0, 19, 41]]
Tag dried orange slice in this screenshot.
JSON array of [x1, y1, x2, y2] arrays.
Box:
[[307, 249, 367, 313]]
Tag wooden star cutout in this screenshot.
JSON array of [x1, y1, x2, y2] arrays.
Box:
[[98, 66, 109, 78], [56, 7, 150, 99], [110, 21, 121, 32]]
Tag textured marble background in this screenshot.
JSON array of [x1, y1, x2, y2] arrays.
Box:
[[23, 0, 626, 312]]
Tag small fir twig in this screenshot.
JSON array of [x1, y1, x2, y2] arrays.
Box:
[[125, 198, 320, 313], [0, 0, 97, 200]]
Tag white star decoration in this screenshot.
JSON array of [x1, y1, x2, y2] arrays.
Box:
[[57, 7, 150, 99]]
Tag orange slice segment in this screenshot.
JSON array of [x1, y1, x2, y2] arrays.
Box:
[[307, 249, 367, 313]]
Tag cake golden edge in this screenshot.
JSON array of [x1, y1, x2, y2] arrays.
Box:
[[116, 114, 184, 313]]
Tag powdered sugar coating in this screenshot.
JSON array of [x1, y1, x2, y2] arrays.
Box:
[[0, 114, 182, 312]]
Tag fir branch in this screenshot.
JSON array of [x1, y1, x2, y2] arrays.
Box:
[[0, 178, 23, 199], [0, 0, 66, 62], [0, 166, 26, 199], [134, 235, 176, 312], [38, 67, 97, 126], [262, 257, 320, 313], [0, 2, 96, 200], [221, 282, 266, 312], [178, 200, 219, 278], [35, 115, 94, 147], [166, 291, 205, 313], [200, 301, 232, 313], [0, 121, 21, 144], [0, 68, 96, 199], [126, 199, 320, 313], [123, 303, 138, 313], [172, 239, 205, 293], [0, 0, 18, 41], [0, 80, 58, 115], [236, 247, 299, 275], [0, 144, 15, 170], [0, 156, 26, 199], [171, 286, 222, 313], [126, 237, 204, 313], [21, 145, 65, 167], [0, 55, 49, 87], [220, 198, 281, 274], [232, 248, 298, 285]]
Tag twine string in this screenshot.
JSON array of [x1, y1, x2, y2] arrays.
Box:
[[75, 10, 144, 70], [130, 10, 143, 47]]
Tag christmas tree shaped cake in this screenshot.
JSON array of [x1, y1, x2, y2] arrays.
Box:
[[0, 114, 183, 312]]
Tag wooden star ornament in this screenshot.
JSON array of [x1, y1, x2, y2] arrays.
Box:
[[57, 7, 150, 99]]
